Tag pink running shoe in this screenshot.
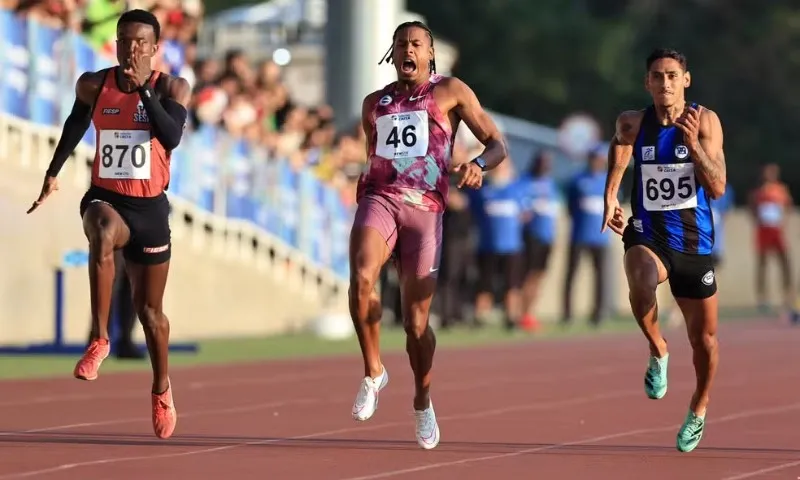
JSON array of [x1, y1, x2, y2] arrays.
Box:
[[73, 338, 110, 381], [152, 380, 177, 439]]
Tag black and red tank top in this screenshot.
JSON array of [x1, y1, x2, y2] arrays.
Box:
[[90, 68, 170, 198]]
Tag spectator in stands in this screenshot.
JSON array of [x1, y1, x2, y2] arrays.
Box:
[[518, 150, 560, 331], [437, 180, 473, 329], [562, 146, 613, 326], [466, 160, 526, 330], [10, 0, 85, 30], [749, 163, 794, 314]]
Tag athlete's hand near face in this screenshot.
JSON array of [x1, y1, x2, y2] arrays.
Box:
[[123, 44, 153, 89]]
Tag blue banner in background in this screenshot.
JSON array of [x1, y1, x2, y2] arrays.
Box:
[[27, 20, 60, 126], [325, 186, 351, 278], [0, 12, 355, 280], [71, 31, 97, 146], [0, 11, 30, 119], [277, 162, 300, 248]]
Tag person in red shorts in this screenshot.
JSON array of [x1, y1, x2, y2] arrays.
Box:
[[748, 163, 794, 316], [348, 21, 508, 449], [27, 9, 191, 439]]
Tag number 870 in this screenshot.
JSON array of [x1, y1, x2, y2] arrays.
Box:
[[101, 144, 147, 168]]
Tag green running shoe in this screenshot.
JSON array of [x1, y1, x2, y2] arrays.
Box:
[[676, 410, 705, 452], [644, 353, 668, 399]]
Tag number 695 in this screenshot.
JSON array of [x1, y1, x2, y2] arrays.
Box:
[[645, 176, 693, 201]]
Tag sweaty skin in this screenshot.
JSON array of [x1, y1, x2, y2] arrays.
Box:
[[351, 24, 507, 418], [603, 55, 726, 452]]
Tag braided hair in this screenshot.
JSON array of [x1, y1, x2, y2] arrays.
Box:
[[378, 21, 436, 75]]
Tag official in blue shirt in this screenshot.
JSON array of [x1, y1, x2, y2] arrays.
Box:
[[517, 150, 560, 327], [563, 146, 614, 326], [710, 185, 734, 266], [466, 161, 526, 330]]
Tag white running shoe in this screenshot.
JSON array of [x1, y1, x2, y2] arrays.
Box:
[[352, 366, 389, 421], [414, 401, 440, 450]]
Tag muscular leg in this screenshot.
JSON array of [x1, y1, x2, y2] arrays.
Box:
[[401, 274, 438, 410], [624, 246, 669, 358], [349, 196, 397, 422], [82, 203, 131, 341], [349, 227, 390, 379], [126, 259, 177, 439], [675, 295, 719, 416], [126, 261, 171, 394]]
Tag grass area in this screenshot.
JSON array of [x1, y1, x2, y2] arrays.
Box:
[[0, 308, 766, 381]]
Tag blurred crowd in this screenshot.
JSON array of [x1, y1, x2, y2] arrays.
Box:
[[3, 0, 384, 207]]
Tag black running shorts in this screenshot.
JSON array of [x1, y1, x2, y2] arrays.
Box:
[[622, 225, 717, 300], [80, 185, 171, 265]]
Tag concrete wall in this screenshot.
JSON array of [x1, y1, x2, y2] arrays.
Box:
[[0, 115, 349, 346]]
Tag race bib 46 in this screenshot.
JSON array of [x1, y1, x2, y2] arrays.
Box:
[[375, 111, 429, 159]]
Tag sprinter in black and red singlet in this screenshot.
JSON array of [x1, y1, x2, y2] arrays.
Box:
[[27, 9, 190, 440]]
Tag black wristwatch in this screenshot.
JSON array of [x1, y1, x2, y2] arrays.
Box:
[[471, 157, 487, 171]]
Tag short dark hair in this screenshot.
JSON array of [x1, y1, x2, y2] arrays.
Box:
[[646, 48, 687, 71], [117, 9, 161, 42], [378, 21, 436, 74]]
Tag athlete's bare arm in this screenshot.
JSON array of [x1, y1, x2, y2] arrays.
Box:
[[680, 107, 726, 199], [605, 110, 643, 201], [601, 110, 642, 234], [360, 91, 380, 160], [445, 78, 507, 170]]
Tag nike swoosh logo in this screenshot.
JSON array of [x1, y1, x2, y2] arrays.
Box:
[[409, 95, 426, 101], [429, 267, 439, 272]]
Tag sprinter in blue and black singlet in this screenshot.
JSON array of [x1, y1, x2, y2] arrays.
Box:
[[601, 48, 727, 454], [625, 100, 716, 294]]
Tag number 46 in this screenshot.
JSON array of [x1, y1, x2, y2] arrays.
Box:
[[385, 125, 417, 148]]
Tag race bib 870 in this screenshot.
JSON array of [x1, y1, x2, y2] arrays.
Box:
[[97, 129, 152, 180], [375, 111, 429, 159], [641, 162, 697, 211]]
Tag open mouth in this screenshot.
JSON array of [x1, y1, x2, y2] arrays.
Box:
[[400, 58, 417, 74]]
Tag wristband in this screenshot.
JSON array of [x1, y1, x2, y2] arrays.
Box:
[[138, 84, 155, 99]]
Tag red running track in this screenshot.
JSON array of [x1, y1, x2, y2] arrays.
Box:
[[0, 320, 799, 479]]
